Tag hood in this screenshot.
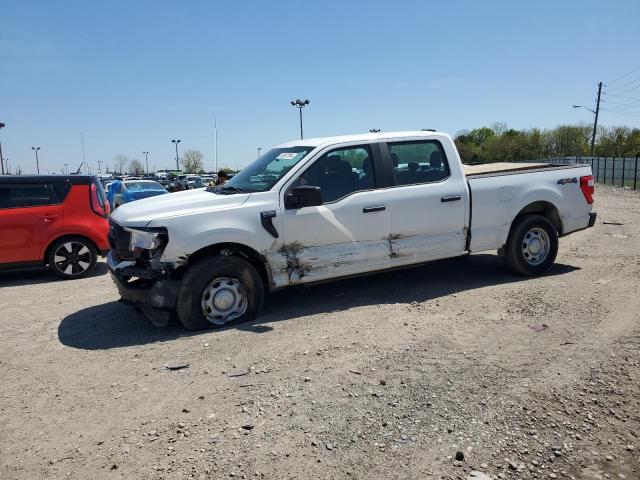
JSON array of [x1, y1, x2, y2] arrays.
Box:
[[111, 188, 251, 227]]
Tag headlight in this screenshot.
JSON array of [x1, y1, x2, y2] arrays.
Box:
[[124, 228, 164, 251]]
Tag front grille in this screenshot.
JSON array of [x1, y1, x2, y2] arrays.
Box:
[[108, 220, 134, 261]]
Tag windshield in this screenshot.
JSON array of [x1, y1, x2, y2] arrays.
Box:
[[210, 146, 314, 193], [125, 181, 165, 191]]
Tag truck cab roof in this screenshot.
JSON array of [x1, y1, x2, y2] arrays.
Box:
[[276, 130, 449, 149]]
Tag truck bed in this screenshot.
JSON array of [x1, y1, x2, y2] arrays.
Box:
[[463, 162, 565, 177]]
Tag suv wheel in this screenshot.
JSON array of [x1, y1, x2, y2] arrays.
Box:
[[48, 237, 98, 279], [505, 214, 558, 276], [176, 255, 264, 330]]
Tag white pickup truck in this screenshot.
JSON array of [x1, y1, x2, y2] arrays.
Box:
[[107, 130, 596, 329]]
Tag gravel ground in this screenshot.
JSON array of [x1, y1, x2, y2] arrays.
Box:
[[1, 185, 639, 480]]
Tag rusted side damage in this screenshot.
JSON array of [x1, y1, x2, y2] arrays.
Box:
[[384, 233, 405, 258], [388, 231, 465, 263], [278, 241, 312, 282], [266, 239, 395, 288]]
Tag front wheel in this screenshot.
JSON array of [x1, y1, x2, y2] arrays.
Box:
[[504, 214, 558, 276], [176, 255, 264, 330], [48, 237, 98, 279]]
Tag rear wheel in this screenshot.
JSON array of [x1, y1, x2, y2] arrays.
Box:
[[176, 255, 264, 330], [505, 214, 558, 276], [48, 237, 98, 279]]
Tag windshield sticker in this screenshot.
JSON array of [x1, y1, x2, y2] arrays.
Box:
[[276, 152, 298, 161]]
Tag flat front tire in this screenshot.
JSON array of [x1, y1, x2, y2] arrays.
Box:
[[176, 255, 264, 330], [505, 214, 558, 276]]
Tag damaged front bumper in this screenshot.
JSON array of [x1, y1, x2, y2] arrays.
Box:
[[107, 251, 180, 311]]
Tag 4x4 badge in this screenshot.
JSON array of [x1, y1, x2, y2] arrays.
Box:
[[557, 177, 577, 185]]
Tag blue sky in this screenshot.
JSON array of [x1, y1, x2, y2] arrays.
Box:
[[1, 0, 639, 174]]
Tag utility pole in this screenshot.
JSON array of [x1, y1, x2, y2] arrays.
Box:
[[0, 122, 6, 175], [32, 146, 41, 174], [590, 81, 602, 157], [143, 151, 149, 174], [214, 120, 218, 173], [81, 132, 87, 174]]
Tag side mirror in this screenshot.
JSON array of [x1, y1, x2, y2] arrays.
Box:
[[285, 186, 323, 209]]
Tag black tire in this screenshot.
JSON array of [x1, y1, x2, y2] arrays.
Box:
[[48, 236, 98, 279], [505, 214, 558, 276], [176, 255, 264, 330]]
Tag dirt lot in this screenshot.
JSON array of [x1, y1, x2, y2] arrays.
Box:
[[1, 185, 639, 480]]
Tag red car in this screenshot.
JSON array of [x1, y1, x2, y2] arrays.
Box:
[[0, 175, 110, 279]]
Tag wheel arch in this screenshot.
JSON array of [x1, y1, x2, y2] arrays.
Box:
[[182, 242, 273, 292], [511, 200, 563, 237]]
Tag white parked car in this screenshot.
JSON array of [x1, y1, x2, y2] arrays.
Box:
[[108, 130, 596, 329]]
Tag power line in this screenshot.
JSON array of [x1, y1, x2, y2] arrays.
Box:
[[607, 65, 640, 85], [605, 75, 640, 91], [602, 105, 640, 113], [602, 92, 640, 102], [600, 108, 640, 117], [602, 103, 640, 112], [603, 83, 640, 96], [600, 106, 640, 114], [601, 98, 640, 108]]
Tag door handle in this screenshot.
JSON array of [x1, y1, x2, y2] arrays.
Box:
[[441, 195, 462, 203], [43, 214, 60, 223], [363, 205, 386, 213]]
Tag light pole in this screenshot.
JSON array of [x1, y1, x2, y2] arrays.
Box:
[[290, 99, 310, 139], [573, 81, 602, 157], [31, 146, 41, 174], [257, 147, 262, 158], [0, 122, 5, 175], [97, 160, 102, 173], [171, 140, 181, 171], [143, 151, 149, 174], [64, 163, 68, 174]]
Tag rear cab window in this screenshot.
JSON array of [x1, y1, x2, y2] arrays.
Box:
[[0, 182, 71, 209], [387, 140, 450, 186]]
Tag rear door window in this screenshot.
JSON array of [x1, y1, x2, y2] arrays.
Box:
[[0, 183, 69, 209], [387, 140, 450, 186]]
